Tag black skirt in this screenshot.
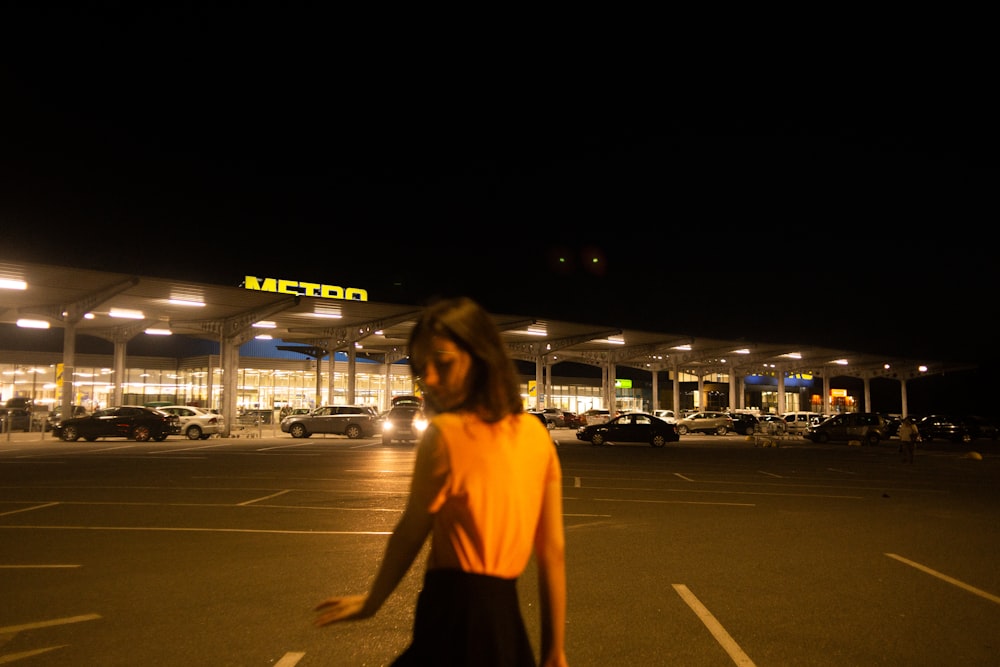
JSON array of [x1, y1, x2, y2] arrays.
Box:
[[392, 569, 536, 667]]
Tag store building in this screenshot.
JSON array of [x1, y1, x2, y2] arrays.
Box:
[[1, 261, 971, 435]]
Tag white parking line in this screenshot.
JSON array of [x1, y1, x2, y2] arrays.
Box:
[[673, 584, 756, 667], [274, 652, 305, 666], [885, 553, 1000, 604], [0, 613, 101, 634], [0, 645, 70, 662], [0, 525, 391, 536], [0, 502, 60, 517], [238, 489, 293, 506]]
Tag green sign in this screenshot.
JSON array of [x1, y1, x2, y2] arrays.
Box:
[[614, 378, 632, 389]]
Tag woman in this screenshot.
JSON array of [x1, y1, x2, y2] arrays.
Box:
[[314, 296, 569, 667]]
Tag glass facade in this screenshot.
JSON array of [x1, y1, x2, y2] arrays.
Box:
[[1, 356, 615, 419]]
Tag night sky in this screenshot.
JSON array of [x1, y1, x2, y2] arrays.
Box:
[[3, 8, 998, 373]]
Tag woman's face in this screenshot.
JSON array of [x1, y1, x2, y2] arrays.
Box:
[[413, 335, 472, 412]]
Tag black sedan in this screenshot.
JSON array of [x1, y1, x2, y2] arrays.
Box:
[[916, 414, 999, 443], [53, 405, 182, 442], [575, 412, 679, 447]]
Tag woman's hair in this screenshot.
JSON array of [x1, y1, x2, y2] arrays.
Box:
[[408, 296, 523, 422]]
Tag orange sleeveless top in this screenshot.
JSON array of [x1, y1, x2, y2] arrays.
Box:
[[421, 411, 561, 578]]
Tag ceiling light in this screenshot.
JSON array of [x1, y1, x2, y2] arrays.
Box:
[[109, 307, 145, 319], [0, 278, 27, 290], [255, 334, 273, 340], [597, 335, 625, 345], [144, 328, 172, 335], [16, 318, 50, 329], [167, 298, 205, 307], [253, 320, 277, 328]]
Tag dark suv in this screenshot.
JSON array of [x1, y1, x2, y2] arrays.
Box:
[[727, 412, 760, 436], [916, 415, 999, 443], [0, 408, 34, 432], [804, 412, 888, 446], [279, 405, 380, 439]]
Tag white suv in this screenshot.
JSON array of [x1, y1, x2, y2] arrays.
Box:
[[653, 409, 677, 423], [781, 411, 825, 435], [582, 408, 611, 426]]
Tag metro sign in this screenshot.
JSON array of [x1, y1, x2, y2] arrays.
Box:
[[244, 276, 369, 301]]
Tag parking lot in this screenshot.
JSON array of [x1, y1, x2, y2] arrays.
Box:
[[2, 431, 998, 665]]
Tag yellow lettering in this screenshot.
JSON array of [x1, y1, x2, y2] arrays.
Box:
[[245, 276, 277, 292], [244, 276, 368, 302], [298, 282, 321, 297]]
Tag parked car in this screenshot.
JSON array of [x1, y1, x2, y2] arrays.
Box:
[[539, 407, 565, 428], [158, 405, 225, 440], [757, 414, 787, 434], [653, 409, 677, 423], [381, 405, 428, 445], [4, 397, 34, 411], [781, 411, 825, 436], [52, 405, 182, 442], [390, 395, 423, 408], [675, 411, 734, 435], [916, 414, 1000, 443], [279, 405, 380, 439], [575, 411, 679, 447], [560, 410, 585, 428], [0, 407, 36, 432], [882, 414, 903, 438], [526, 410, 548, 427], [581, 408, 611, 426], [803, 412, 888, 446], [727, 412, 760, 436], [46, 405, 89, 431]]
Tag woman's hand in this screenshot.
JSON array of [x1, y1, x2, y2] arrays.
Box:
[[313, 594, 371, 626]]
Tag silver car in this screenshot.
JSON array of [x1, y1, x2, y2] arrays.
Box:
[[280, 405, 380, 439], [675, 411, 734, 435]]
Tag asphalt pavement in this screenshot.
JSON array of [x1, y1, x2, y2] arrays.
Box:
[[2, 430, 998, 665]]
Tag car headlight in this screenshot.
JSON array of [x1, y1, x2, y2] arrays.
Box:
[[414, 418, 428, 432], [383, 421, 394, 433]]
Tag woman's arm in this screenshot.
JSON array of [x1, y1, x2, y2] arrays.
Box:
[[314, 429, 442, 626]]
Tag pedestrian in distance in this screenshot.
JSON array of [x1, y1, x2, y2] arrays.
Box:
[[898, 416, 920, 463], [314, 296, 569, 667]]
